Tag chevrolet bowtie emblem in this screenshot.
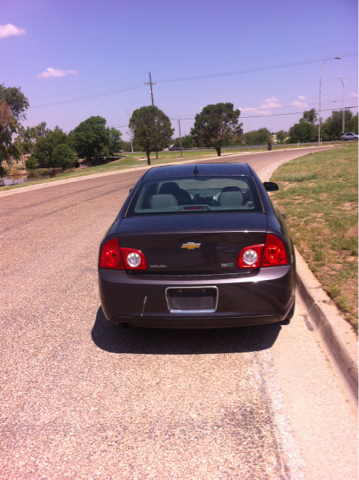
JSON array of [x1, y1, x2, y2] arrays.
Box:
[[181, 242, 201, 250]]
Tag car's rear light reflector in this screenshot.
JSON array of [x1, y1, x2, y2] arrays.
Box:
[[237, 244, 264, 269], [237, 234, 289, 269], [121, 247, 148, 270], [184, 206, 205, 210], [99, 241, 148, 270], [262, 234, 289, 266], [99, 238, 124, 269]]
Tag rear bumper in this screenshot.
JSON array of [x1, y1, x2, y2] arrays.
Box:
[[98, 265, 295, 328], [110, 314, 280, 328]]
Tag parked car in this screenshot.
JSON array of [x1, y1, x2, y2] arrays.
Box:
[[98, 163, 296, 328], [168, 146, 181, 151], [340, 132, 358, 141]]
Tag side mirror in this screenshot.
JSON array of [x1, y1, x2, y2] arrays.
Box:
[[263, 181, 279, 192]]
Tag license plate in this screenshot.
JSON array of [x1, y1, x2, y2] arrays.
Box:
[[166, 286, 218, 313]]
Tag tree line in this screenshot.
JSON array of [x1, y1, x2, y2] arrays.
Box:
[[1, 83, 358, 176]]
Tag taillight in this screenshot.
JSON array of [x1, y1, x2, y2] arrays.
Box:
[[237, 244, 264, 268], [237, 234, 289, 269], [121, 247, 148, 270], [262, 234, 289, 266], [99, 239, 148, 270], [99, 238, 124, 269]]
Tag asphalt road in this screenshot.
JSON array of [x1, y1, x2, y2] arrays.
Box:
[[1, 148, 357, 479]]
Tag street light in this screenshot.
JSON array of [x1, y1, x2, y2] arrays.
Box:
[[318, 56, 341, 145], [337, 76, 350, 134], [121, 108, 133, 153]]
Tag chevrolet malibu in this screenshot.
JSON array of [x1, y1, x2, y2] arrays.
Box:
[[98, 163, 295, 328]]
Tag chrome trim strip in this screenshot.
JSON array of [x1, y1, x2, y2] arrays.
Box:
[[165, 286, 219, 313]]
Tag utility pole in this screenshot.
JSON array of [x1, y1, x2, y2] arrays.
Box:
[[318, 57, 341, 145], [338, 76, 350, 134], [144, 72, 158, 158], [178, 119, 183, 157], [144, 72, 156, 106]]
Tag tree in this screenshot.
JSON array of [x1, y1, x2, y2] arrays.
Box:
[[33, 126, 68, 167], [25, 156, 38, 171], [16, 122, 49, 155], [303, 108, 317, 124], [171, 134, 196, 149], [107, 127, 122, 157], [321, 110, 357, 141], [52, 144, 76, 171], [73, 116, 110, 163], [275, 130, 288, 144], [0, 84, 29, 177], [348, 113, 358, 134], [288, 110, 318, 143], [243, 128, 271, 146], [129, 106, 174, 165], [191, 103, 242, 156]]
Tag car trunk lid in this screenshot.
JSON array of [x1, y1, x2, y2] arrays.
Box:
[[117, 213, 267, 274]]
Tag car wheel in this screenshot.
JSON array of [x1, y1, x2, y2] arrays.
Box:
[[280, 297, 295, 325]]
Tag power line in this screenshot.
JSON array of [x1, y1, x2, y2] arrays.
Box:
[[110, 123, 129, 129], [169, 105, 358, 121], [31, 38, 357, 101], [31, 72, 149, 100], [240, 105, 358, 119], [168, 97, 357, 118], [150, 39, 358, 75], [156, 51, 358, 84], [28, 51, 357, 109], [30, 83, 143, 109]]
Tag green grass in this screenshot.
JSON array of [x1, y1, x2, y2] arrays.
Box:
[[1, 143, 340, 192], [271, 143, 358, 330]]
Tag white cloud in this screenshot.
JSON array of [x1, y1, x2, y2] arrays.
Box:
[[291, 100, 308, 108], [259, 96, 282, 110], [37, 68, 78, 78], [291, 96, 308, 108], [350, 92, 358, 98], [0, 24, 26, 39], [257, 110, 272, 116], [239, 107, 258, 113]]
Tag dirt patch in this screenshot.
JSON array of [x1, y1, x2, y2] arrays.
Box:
[[341, 203, 358, 211], [346, 226, 358, 238]]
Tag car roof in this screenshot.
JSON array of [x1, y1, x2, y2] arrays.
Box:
[[144, 163, 252, 180]]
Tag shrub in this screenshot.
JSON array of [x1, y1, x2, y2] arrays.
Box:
[[25, 155, 38, 171], [52, 144, 76, 171]]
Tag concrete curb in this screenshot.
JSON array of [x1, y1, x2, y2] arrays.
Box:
[[294, 249, 358, 400], [259, 156, 358, 400]]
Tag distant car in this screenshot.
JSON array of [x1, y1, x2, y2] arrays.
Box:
[[340, 132, 358, 141], [168, 146, 181, 151], [98, 163, 296, 328]]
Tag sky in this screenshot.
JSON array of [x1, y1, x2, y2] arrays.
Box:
[[1, 0, 358, 139]]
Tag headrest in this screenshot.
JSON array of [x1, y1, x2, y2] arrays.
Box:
[[221, 186, 241, 192], [150, 194, 178, 209], [159, 182, 180, 195], [218, 191, 244, 207]]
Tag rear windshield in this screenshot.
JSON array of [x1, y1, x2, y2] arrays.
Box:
[[126, 176, 263, 217]]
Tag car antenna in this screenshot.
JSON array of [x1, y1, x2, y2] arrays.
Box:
[[194, 165, 199, 177]]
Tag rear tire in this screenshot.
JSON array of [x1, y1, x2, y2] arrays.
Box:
[[280, 297, 295, 325]]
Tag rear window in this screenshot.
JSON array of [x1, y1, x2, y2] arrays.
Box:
[[126, 176, 263, 217]]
